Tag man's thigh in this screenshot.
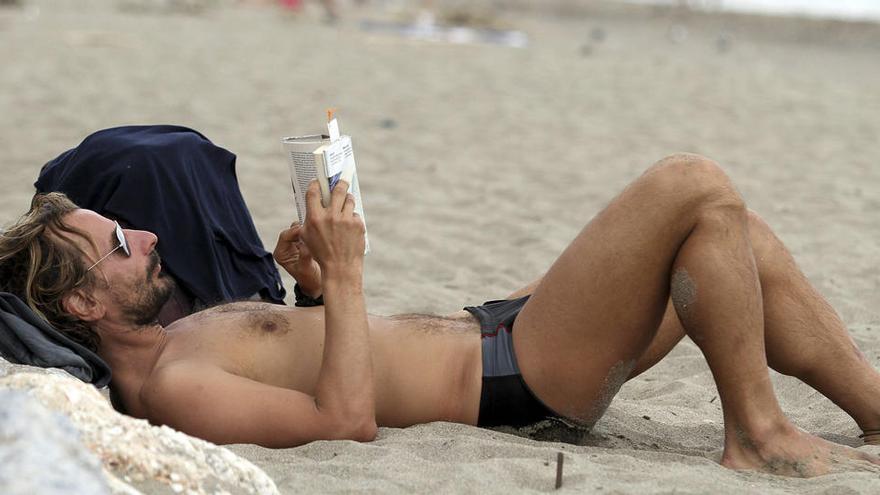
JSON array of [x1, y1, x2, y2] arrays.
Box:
[[512, 156, 722, 425]]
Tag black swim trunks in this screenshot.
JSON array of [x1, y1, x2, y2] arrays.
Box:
[[464, 296, 559, 427]]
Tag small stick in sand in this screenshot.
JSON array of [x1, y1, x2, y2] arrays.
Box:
[[555, 452, 564, 489]]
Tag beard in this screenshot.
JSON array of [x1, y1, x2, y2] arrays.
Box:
[[117, 251, 175, 326]]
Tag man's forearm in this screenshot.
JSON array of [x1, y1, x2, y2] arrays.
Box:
[[312, 266, 376, 435]]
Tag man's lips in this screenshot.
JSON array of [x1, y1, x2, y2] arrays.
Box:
[[147, 251, 162, 277]]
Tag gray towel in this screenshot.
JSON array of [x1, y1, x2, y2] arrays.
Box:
[[0, 292, 111, 387]]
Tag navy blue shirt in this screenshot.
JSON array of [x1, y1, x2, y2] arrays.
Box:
[[35, 125, 285, 306]]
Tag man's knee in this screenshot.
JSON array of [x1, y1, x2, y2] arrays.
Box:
[[644, 153, 745, 215]]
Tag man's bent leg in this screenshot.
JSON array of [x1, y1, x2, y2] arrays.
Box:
[[628, 211, 880, 441], [513, 153, 771, 425], [626, 300, 684, 380], [512, 154, 878, 476], [749, 212, 880, 442]]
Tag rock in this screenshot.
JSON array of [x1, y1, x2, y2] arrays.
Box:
[[0, 389, 111, 495], [0, 358, 279, 495]]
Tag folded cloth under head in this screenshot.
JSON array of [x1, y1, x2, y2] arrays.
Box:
[[0, 292, 111, 387]]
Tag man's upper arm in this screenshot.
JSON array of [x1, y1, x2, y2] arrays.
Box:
[[143, 363, 375, 448]]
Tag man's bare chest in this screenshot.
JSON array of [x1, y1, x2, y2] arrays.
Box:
[[160, 302, 326, 390], [154, 302, 484, 425]]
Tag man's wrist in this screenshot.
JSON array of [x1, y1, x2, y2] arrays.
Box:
[[294, 283, 324, 307], [290, 264, 322, 297], [294, 278, 322, 298], [321, 265, 364, 294]]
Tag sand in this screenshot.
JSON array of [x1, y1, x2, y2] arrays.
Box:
[[1, 0, 879, 493]]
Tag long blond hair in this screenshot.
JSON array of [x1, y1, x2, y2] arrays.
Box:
[[0, 193, 102, 352]]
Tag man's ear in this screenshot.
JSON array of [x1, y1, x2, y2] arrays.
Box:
[[62, 289, 105, 322]]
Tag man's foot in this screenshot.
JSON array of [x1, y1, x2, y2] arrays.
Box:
[[721, 422, 880, 477]]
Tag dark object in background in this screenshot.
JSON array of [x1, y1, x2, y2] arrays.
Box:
[[379, 117, 398, 129], [35, 125, 286, 324], [716, 32, 733, 53]]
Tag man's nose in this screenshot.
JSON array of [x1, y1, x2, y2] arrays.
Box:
[[131, 229, 159, 254]]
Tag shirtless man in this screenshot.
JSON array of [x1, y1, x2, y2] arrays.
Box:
[[2, 153, 880, 477]]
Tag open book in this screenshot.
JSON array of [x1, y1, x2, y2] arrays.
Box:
[[282, 119, 369, 253]]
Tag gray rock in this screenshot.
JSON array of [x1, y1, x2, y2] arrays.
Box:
[[0, 389, 111, 495], [0, 359, 279, 494]]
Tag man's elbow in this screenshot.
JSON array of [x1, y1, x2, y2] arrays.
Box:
[[349, 418, 378, 442], [320, 402, 377, 441], [322, 411, 377, 442]]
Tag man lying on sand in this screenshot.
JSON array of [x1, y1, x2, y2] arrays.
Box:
[[2, 153, 879, 477]]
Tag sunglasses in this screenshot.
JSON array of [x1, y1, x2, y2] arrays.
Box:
[[86, 221, 131, 272]]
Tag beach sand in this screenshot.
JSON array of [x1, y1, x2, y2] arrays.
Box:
[[1, 0, 879, 492]]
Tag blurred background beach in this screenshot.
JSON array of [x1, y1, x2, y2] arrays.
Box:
[[630, 0, 880, 22], [1, 0, 879, 493]]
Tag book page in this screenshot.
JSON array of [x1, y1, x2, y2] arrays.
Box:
[[288, 150, 317, 224], [282, 135, 327, 224]]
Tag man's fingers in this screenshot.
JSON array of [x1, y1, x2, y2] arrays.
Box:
[[330, 180, 350, 212], [278, 226, 300, 242], [305, 180, 322, 215], [342, 193, 356, 216]]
